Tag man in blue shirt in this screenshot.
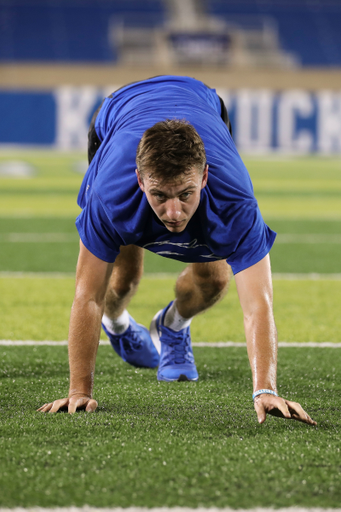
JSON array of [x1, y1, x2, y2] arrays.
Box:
[[38, 76, 316, 426]]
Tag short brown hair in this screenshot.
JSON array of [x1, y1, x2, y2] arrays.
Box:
[[136, 119, 206, 181]]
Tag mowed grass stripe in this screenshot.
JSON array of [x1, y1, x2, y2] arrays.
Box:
[[0, 243, 340, 273], [272, 273, 341, 280], [1, 196, 340, 218], [256, 198, 341, 219], [0, 155, 341, 220], [0, 233, 78, 242], [1, 206, 341, 274], [2, 217, 341, 274], [0, 271, 341, 281], [2, 341, 341, 347], [2, 218, 341, 234], [1, 508, 341, 512], [2, 272, 341, 281], [0, 196, 82, 216], [276, 234, 341, 243], [3, 233, 341, 244], [1, 276, 341, 343]]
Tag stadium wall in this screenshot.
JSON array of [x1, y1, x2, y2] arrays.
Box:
[[1, 66, 341, 154]]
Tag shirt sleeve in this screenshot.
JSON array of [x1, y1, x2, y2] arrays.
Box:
[[75, 189, 121, 263], [225, 204, 277, 275]]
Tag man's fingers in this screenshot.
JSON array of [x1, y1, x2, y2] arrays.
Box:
[[68, 397, 90, 414], [68, 397, 85, 414], [37, 402, 53, 412], [85, 399, 98, 413], [37, 398, 69, 413], [37, 396, 96, 414], [285, 400, 317, 426], [253, 400, 267, 424], [49, 398, 69, 413], [254, 394, 317, 426], [254, 395, 291, 423], [270, 399, 291, 420]]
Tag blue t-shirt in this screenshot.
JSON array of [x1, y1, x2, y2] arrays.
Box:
[[76, 75, 276, 274]]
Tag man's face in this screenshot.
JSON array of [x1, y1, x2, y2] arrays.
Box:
[[136, 166, 208, 233]]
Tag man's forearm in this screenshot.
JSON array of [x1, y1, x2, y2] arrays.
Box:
[[244, 305, 278, 393], [235, 256, 316, 425], [68, 297, 105, 398]]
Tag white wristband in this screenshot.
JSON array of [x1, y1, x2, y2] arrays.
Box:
[[252, 389, 278, 401]]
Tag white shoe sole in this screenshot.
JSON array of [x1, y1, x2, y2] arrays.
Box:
[[149, 309, 162, 355]]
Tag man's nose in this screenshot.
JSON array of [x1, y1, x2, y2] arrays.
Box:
[[165, 198, 181, 220]]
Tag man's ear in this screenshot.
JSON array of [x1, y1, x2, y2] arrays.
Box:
[[201, 164, 209, 189], [136, 169, 144, 191]]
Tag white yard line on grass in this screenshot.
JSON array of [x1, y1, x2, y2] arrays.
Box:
[[2, 272, 341, 280], [276, 234, 341, 244], [1, 340, 341, 348], [2, 233, 341, 244], [0, 271, 76, 278], [1, 507, 341, 512], [272, 273, 341, 280], [0, 233, 78, 243]]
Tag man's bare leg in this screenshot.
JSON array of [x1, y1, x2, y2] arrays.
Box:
[[169, 260, 232, 324], [104, 245, 144, 322], [152, 260, 231, 381], [102, 245, 159, 368]]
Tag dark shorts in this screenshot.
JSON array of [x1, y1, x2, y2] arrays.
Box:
[[87, 79, 233, 164]]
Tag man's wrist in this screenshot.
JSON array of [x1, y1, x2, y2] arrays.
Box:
[[252, 389, 278, 401], [69, 371, 94, 398], [68, 388, 92, 399]]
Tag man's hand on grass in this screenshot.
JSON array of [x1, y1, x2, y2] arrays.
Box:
[[37, 395, 98, 414], [254, 394, 317, 426]]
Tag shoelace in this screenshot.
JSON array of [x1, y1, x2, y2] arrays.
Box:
[[162, 329, 192, 365], [121, 327, 142, 353]]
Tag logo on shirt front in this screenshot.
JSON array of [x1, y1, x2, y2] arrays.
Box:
[[142, 239, 221, 260]]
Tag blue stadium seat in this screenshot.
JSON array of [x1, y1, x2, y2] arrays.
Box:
[[1, 0, 340, 66], [0, 0, 165, 62], [207, 0, 341, 66]]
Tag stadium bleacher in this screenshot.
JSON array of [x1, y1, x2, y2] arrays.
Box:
[[1, 0, 341, 151], [0, 0, 165, 62], [207, 0, 341, 67], [1, 0, 341, 66]]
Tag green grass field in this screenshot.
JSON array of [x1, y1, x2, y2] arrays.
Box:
[[1, 345, 341, 508], [1, 151, 341, 508]]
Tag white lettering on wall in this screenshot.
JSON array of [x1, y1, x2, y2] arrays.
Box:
[[236, 90, 273, 152], [102, 86, 120, 98], [55, 87, 99, 150], [51, 86, 341, 154], [215, 88, 233, 133], [318, 91, 341, 153], [278, 90, 314, 152]]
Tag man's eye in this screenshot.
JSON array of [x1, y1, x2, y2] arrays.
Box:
[[180, 192, 191, 200]]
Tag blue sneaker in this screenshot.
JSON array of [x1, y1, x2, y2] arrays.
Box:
[[102, 315, 160, 368], [150, 302, 198, 382]]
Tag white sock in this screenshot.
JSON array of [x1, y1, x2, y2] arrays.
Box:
[[164, 301, 192, 332], [102, 310, 130, 335]]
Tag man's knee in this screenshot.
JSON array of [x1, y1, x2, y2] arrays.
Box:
[[192, 262, 231, 299], [193, 261, 230, 285], [198, 276, 228, 299], [107, 277, 139, 300], [106, 245, 143, 301]]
